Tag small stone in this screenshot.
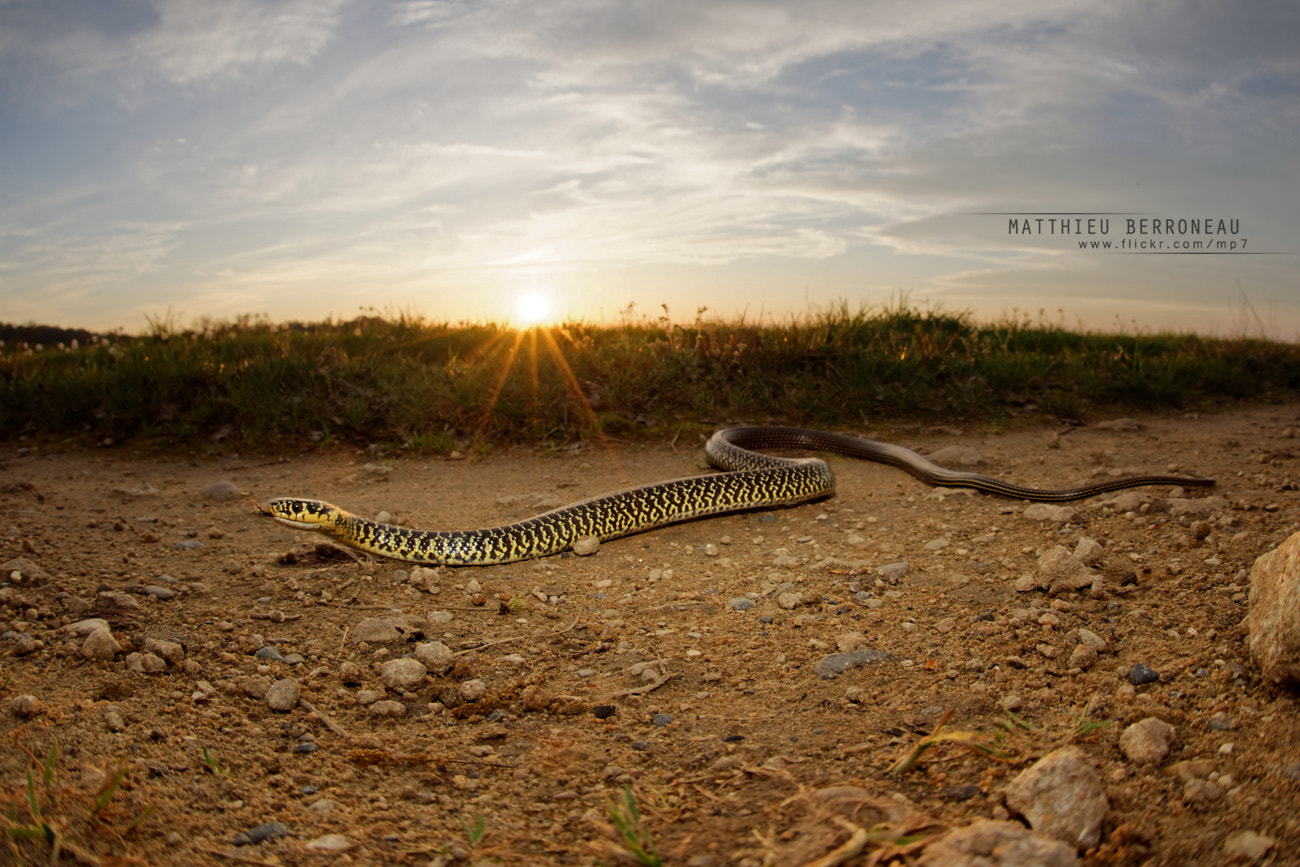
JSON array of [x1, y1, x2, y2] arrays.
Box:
[[1222, 830, 1275, 863], [816, 648, 889, 679], [835, 632, 870, 652], [202, 481, 242, 502], [1005, 745, 1108, 850], [1076, 628, 1108, 652], [266, 677, 300, 712], [651, 713, 673, 727], [352, 617, 401, 643], [1119, 717, 1177, 765], [414, 641, 454, 674], [126, 651, 167, 673], [305, 834, 352, 852], [521, 685, 553, 711], [10, 694, 40, 718], [459, 679, 487, 701], [1024, 504, 1081, 523], [144, 638, 185, 663], [1244, 530, 1300, 683], [572, 536, 600, 556], [915, 819, 1079, 867], [1129, 663, 1160, 685], [243, 676, 272, 700], [368, 700, 406, 717], [592, 704, 616, 719], [777, 592, 801, 610], [254, 646, 285, 663], [728, 597, 755, 612], [233, 822, 292, 846], [379, 658, 427, 692], [877, 561, 910, 580], [81, 627, 120, 660], [103, 706, 125, 732], [1067, 645, 1098, 670]]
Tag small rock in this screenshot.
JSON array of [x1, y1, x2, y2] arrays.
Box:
[[10, 694, 41, 718], [1076, 628, 1108, 652], [1119, 717, 1177, 765], [254, 646, 285, 663], [243, 676, 272, 700], [1024, 504, 1082, 524], [126, 651, 167, 673], [352, 617, 401, 643], [777, 592, 801, 610], [835, 632, 870, 652], [1244, 530, 1300, 683], [414, 641, 454, 674], [380, 658, 427, 692], [651, 713, 673, 727], [1222, 830, 1275, 863], [144, 638, 185, 663], [459, 679, 487, 701], [233, 822, 292, 846], [368, 699, 406, 717], [1067, 645, 1097, 670], [915, 819, 1079, 867], [1004, 745, 1108, 850], [572, 536, 600, 556], [81, 627, 120, 660], [877, 561, 910, 580], [103, 706, 125, 732], [816, 648, 889, 679], [305, 834, 353, 852], [266, 677, 300, 712], [521, 685, 553, 711], [728, 597, 755, 612], [202, 481, 242, 502], [1129, 663, 1160, 685]]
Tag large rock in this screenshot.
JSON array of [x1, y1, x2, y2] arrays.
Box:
[[1244, 531, 1300, 683], [1005, 746, 1108, 850]]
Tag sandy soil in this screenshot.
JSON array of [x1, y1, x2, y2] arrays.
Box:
[[2, 403, 1299, 866]]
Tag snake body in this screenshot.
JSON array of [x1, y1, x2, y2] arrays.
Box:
[[259, 426, 1214, 566]]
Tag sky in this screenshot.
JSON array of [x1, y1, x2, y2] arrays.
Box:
[[0, 0, 1296, 337]]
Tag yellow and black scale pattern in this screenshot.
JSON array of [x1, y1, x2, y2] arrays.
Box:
[[260, 426, 1214, 566]]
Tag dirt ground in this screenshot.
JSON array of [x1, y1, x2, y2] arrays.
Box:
[[3, 403, 1299, 866]]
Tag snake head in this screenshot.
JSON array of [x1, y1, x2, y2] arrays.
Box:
[[256, 497, 346, 532]]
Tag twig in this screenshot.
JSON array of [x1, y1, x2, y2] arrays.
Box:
[[300, 699, 352, 741], [453, 618, 579, 656], [610, 672, 679, 698], [800, 817, 869, 867]]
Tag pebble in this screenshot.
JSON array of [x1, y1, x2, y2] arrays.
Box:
[[728, 597, 755, 612], [10, 694, 40, 718], [144, 638, 185, 663], [380, 658, 427, 692], [81, 626, 120, 660], [233, 822, 292, 846], [592, 704, 615, 719], [1129, 663, 1160, 685], [202, 481, 242, 502], [460, 679, 487, 701], [776, 592, 801, 610], [572, 536, 600, 556], [1076, 628, 1108, 652], [1243, 529, 1300, 683], [305, 834, 353, 852], [368, 699, 406, 717], [522, 685, 554, 711], [651, 713, 673, 727], [414, 640, 454, 674], [1023, 503, 1082, 524], [243, 676, 272, 700], [126, 651, 167, 673], [1221, 830, 1275, 863], [877, 561, 909, 580], [1004, 745, 1108, 850], [103, 706, 125, 732], [816, 648, 889, 679], [173, 540, 203, 550], [1067, 645, 1097, 670], [254, 646, 285, 663], [1119, 717, 1177, 765], [352, 617, 401, 643], [915, 819, 1079, 867], [265, 677, 300, 712]]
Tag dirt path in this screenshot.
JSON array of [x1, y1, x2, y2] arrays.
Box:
[[3, 404, 1298, 865]]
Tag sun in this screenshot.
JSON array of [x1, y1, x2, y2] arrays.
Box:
[[514, 292, 553, 328]]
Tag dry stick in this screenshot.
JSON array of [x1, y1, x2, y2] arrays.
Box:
[[610, 672, 679, 698], [452, 618, 579, 657], [300, 699, 352, 741], [800, 818, 869, 867]]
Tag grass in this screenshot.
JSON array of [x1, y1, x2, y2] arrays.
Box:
[[2, 301, 1298, 451], [2, 738, 146, 866]]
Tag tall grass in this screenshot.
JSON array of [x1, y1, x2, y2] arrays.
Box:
[[2, 302, 1297, 450]]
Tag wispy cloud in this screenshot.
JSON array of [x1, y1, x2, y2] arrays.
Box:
[[0, 0, 1294, 333]]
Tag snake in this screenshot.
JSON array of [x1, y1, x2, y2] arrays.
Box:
[[257, 426, 1214, 566]]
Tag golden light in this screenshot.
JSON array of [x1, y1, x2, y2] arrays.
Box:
[[514, 292, 553, 328]]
